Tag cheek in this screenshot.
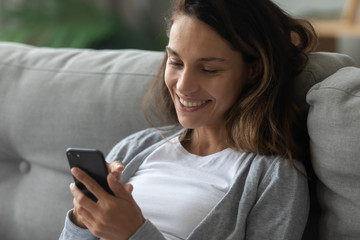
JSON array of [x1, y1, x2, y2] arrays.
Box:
[[164, 67, 171, 88], [221, 76, 247, 105], [164, 67, 177, 91]]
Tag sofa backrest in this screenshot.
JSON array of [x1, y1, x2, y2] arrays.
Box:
[[307, 66, 360, 239], [0, 42, 164, 239], [0, 41, 357, 239]]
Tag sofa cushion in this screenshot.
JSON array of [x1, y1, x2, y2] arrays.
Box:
[[293, 52, 356, 113], [306, 66, 360, 239], [0, 42, 164, 172], [0, 42, 164, 239]]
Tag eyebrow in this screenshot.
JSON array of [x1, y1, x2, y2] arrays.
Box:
[[166, 46, 226, 63]]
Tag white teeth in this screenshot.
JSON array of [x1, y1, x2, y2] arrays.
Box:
[[179, 98, 207, 107]]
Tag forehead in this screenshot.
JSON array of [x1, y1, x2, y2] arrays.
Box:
[[168, 15, 238, 59]]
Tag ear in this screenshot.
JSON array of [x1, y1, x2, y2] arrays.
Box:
[[247, 59, 262, 84]]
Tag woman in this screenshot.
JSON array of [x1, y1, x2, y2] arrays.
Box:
[[60, 0, 317, 239]]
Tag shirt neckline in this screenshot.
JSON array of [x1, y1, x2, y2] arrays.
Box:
[[171, 136, 234, 160]]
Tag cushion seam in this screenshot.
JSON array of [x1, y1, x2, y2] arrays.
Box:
[[310, 87, 360, 97], [0, 61, 157, 77]]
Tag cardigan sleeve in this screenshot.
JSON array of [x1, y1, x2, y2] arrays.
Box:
[[245, 158, 310, 240], [59, 210, 99, 240], [59, 210, 167, 240], [105, 126, 182, 166], [129, 220, 167, 240]]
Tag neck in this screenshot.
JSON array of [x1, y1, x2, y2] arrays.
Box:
[[182, 127, 229, 156]]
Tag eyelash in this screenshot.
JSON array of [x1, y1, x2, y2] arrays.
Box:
[[168, 60, 183, 68], [202, 69, 219, 74], [168, 60, 219, 74]]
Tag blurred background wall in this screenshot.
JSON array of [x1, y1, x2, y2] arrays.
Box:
[[0, 0, 171, 50], [0, 0, 359, 65], [274, 0, 344, 16], [275, 0, 360, 65]]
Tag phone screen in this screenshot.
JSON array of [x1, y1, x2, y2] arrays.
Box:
[[66, 148, 114, 202]]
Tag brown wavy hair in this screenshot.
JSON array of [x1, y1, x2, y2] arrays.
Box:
[[144, 0, 318, 170]]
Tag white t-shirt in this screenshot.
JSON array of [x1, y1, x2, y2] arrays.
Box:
[[127, 137, 245, 240]]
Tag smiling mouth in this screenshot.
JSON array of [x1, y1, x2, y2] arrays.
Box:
[[179, 97, 210, 108]]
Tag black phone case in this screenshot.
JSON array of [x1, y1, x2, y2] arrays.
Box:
[[66, 148, 114, 202]]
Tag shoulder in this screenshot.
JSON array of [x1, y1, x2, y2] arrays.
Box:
[[106, 125, 183, 164], [248, 154, 308, 192], [234, 154, 310, 239]]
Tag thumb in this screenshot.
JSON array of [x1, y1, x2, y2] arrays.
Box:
[[107, 172, 131, 199], [123, 183, 134, 194]]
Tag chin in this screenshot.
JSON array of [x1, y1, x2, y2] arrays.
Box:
[[177, 118, 199, 130]]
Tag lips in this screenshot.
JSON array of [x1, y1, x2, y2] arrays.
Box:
[[176, 94, 211, 112], [179, 97, 207, 107]]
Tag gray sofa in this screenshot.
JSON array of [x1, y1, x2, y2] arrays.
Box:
[[0, 41, 359, 240]]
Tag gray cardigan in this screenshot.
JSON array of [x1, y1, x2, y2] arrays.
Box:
[[60, 127, 309, 240]]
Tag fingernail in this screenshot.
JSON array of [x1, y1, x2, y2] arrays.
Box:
[[70, 183, 75, 190], [116, 163, 124, 171], [71, 167, 79, 175]]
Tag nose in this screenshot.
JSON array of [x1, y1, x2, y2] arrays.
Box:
[[176, 68, 199, 95]]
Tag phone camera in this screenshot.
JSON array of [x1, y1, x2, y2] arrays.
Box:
[[67, 152, 74, 159]]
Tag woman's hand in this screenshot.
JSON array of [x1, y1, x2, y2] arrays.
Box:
[[70, 161, 145, 240], [70, 161, 125, 229], [106, 161, 134, 194]]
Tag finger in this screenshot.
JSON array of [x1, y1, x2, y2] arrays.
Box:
[[107, 161, 124, 173], [70, 183, 97, 228], [123, 183, 134, 194], [71, 205, 89, 229], [107, 172, 132, 199], [74, 206, 96, 231], [71, 167, 108, 202], [70, 182, 97, 209], [73, 203, 95, 230]]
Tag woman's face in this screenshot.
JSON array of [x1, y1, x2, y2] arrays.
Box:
[[165, 14, 252, 131]]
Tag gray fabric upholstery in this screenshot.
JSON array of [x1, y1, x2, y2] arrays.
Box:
[[293, 52, 356, 113], [0, 41, 357, 239], [0, 42, 164, 239], [307, 67, 360, 240]]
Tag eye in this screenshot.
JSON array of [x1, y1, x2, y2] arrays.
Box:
[[168, 58, 183, 68], [202, 69, 219, 74]]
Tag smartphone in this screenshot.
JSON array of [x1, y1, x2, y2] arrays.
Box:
[[66, 148, 114, 202]]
